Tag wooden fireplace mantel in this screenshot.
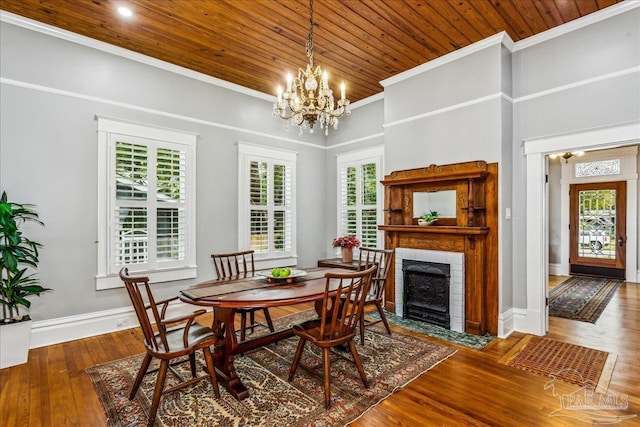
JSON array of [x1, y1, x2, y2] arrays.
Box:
[[379, 161, 499, 335]]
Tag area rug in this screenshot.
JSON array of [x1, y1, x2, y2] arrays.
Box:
[[498, 335, 617, 390], [366, 310, 494, 350], [86, 316, 456, 427], [549, 276, 623, 323]]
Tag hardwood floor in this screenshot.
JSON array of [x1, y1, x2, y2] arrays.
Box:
[[1, 279, 638, 426]]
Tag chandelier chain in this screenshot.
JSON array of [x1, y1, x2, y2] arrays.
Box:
[[306, 0, 314, 67]]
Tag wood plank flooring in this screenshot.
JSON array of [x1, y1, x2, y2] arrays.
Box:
[[1, 278, 638, 426]]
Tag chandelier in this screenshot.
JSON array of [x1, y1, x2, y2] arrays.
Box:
[[273, 0, 350, 135], [549, 151, 585, 163]]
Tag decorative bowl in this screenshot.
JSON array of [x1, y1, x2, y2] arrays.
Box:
[[418, 219, 437, 226]]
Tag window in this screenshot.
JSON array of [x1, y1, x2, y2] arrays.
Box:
[[97, 117, 196, 290], [575, 159, 621, 177], [337, 147, 384, 250], [238, 143, 297, 267]]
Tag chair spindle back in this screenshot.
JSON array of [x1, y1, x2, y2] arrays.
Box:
[[319, 265, 377, 339], [211, 250, 255, 280], [119, 268, 166, 352], [358, 247, 394, 300]]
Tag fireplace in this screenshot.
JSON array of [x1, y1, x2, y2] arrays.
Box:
[[403, 260, 451, 329], [395, 248, 465, 332]]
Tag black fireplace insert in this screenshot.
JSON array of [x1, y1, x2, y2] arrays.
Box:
[[402, 259, 451, 329]]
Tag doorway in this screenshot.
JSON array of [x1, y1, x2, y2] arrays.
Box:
[[569, 181, 627, 278], [523, 123, 639, 337]]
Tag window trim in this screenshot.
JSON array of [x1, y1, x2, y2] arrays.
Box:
[[238, 142, 297, 270], [96, 116, 197, 290], [336, 146, 384, 254]]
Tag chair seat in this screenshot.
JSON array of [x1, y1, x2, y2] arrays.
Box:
[[150, 323, 217, 355], [292, 319, 356, 344]]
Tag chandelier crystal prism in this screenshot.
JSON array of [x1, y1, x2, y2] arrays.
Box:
[[273, 0, 350, 136]]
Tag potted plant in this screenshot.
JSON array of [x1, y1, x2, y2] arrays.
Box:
[[418, 210, 439, 226], [0, 191, 50, 368], [332, 235, 361, 263]]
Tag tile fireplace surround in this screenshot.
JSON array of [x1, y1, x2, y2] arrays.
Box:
[[395, 248, 465, 333]]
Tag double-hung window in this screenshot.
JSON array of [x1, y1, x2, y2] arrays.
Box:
[[238, 143, 296, 267], [337, 146, 384, 250], [96, 117, 196, 289]]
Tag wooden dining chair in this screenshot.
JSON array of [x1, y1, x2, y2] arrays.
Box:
[[287, 265, 377, 408], [210, 250, 275, 341], [119, 268, 221, 427], [357, 247, 394, 344]]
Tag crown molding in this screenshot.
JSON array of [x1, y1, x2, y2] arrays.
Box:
[[380, 32, 514, 88], [513, 0, 640, 52], [0, 11, 272, 102]]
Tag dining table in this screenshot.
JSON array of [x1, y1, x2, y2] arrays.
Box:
[[179, 266, 352, 400]]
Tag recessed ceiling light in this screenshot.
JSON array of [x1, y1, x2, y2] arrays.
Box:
[[118, 7, 133, 18]]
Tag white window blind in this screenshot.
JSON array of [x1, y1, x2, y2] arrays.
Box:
[[239, 143, 296, 266], [337, 147, 384, 249], [97, 117, 196, 289]]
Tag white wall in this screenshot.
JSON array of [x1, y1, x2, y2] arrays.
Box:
[[0, 19, 328, 322], [512, 5, 640, 309]]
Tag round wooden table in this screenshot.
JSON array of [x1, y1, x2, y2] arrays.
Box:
[[179, 268, 349, 400]]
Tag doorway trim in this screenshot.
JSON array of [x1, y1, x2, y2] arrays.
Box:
[[523, 121, 640, 336], [560, 148, 637, 278]]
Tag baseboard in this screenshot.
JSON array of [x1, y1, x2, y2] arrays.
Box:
[[549, 263, 563, 276], [30, 301, 208, 349], [498, 308, 514, 338], [511, 308, 530, 334]]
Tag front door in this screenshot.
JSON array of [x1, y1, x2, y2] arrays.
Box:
[[569, 181, 626, 278]]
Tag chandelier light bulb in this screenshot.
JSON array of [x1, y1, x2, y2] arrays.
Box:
[[272, 0, 350, 135]]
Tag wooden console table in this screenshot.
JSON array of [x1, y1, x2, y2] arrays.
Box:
[[317, 258, 361, 270]]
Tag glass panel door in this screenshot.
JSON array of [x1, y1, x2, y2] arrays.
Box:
[[569, 182, 626, 278]]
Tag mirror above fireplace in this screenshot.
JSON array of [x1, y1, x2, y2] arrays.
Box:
[[413, 190, 457, 218]]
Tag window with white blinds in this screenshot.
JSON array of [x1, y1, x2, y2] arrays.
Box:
[[239, 143, 296, 265], [96, 117, 196, 290], [337, 147, 384, 250]]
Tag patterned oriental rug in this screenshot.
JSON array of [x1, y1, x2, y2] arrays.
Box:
[[549, 276, 623, 323], [87, 315, 456, 427], [498, 335, 617, 390]]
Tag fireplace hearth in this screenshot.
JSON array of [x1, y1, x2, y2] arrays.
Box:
[[403, 259, 451, 329]]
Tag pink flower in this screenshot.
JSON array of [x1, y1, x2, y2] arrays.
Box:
[[332, 235, 361, 248]]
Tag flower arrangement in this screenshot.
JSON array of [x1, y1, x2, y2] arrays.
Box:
[[332, 235, 361, 249]]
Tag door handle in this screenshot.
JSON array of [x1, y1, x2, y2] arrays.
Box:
[[618, 236, 625, 247]]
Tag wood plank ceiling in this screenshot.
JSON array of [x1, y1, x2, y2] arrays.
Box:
[[0, 0, 623, 102]]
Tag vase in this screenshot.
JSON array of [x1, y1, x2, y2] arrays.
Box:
[[341, 247, 353, 263]]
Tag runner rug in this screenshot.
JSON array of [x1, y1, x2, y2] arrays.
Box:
[[86, 316, 456, 427], [549, 276, 623, 323], [498, 335, 617, 390]]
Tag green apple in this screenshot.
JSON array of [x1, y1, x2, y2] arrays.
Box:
[[280, 267, 291, 278], [271, 268, 281, 277]]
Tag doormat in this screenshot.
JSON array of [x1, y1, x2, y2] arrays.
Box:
[[549, 276, 623, 323], [86, 320, 456, 426], [498, 335, 616, 390]]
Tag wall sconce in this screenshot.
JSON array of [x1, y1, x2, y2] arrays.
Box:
[[549, 151, 585, 163]]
